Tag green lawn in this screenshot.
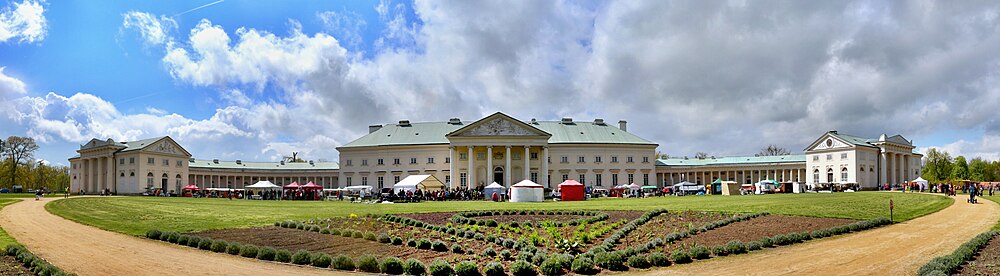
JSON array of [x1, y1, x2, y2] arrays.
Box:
[[0, 198, 22, 248], [983, 195, 1000, 230], [46, 192, 951, 236]]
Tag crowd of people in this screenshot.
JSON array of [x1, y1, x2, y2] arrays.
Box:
[[381, 187, 487, 202]]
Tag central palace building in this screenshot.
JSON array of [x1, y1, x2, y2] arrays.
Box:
[[68, 112, 923, 194]]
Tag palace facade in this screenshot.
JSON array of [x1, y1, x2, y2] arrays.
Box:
[[68, 113, 922, 194]]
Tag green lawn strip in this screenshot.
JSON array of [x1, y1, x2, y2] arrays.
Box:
[[46, 192, 950, 236], [984, 195, 1000, 230], [0, 198, 21, 249]]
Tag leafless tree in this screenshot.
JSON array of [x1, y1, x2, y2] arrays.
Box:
[[758, 144, 791, 156], [694, 152, 709, 159]]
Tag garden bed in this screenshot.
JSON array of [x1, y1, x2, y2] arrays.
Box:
[[955, 235, 1000, 276], [0, 255, 35, 275], [662, 215, 857, 252], [396, 210, 644, 226], [614, 211, 730, 250]]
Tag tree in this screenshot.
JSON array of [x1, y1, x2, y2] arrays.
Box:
[[969, 158, 989, 181], [757, 145, 791, 156], [654, 151, 669, 160], [2, 136, 39, 187], [694, 152, 709, 159], [952, 156, 969, 181], [283, 152, 305, 163], [921, 148, 952, 182]]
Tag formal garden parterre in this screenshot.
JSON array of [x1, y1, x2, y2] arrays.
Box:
[[145, 207, 893, 275]]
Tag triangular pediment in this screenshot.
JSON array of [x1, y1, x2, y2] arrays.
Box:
[[885, 135, 911, 146], [447, 112, 550, 138], [136, 137, 192, 157], [804, 133, 855, 152]]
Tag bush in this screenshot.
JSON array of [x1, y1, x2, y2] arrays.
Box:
[[256, 247, 276, 261], [186, 236, 203, 247], [239, 245, 259, 258], [689, 245, 710, 259], [539, 257, 564, 275], [510, 260, 536, 276], [377, 233, 392, 243], [451, 244, 464, 254], [918, 230, 997, 276], [226, 242, 243, 255], [404, 258, 427, 276], [455, 261, 480, 276], [432, 240, 449, 252], [726, 240, 746, 254], [648, 252, 670, 267], [358, 255, 381, 273], [745, 241, 762, 251], [210, 240, 228, 253], [198, 238, 213, 250], [146, 229, 162, 240], [571, 257, 597, 275], [670, 249, 691, 264], [332, 255, 355, 271], [321, 228, 331, 234], [418, 239, 432, 250], [712, 246, 729, 256], [311, 252, 333, 268], [380, 257, 405, 275], [357, 231, 368, 239], [275, 249, 292, 263], [503, 239, 516, 248], [483, 247, 497, 257], [594, 251, 625, 271], [393, 236, 404, 245], [429, 260, 454, 276], [330, 228, 342, 235], [364, 232, 378, 241], [759, 236, 774, 248], [176, 235, 189, 245], [627, 254, 650, 269], [165, 232, 180, 243], [407, 239, 417, 247], [500, 250, 513, 260], [479, 261, 502, 276], [292, 250, 312, 265]]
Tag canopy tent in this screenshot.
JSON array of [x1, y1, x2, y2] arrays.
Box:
[[484, 182, 506, 199], [755, 180, 779, 194], [628, 183, 641, 190], [510, 180, 544, 202], [393, 175, 445, 193], [302, 182, 323, 190], [712, 178, 723, 184], [283, 182, 302, 189], [719, 181, 741, 195], [182, 184, 200, 190], [910, 177, 929, 190], [558, 180, 585, 201], [641, 185, 658, 189], [246, 181, 280, 189], [673, 181, 705, 195]]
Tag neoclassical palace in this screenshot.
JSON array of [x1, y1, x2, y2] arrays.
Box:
[[69, 112, 922, 194]]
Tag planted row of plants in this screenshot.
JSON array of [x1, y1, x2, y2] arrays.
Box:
[[4, 244, 76, 276], [451, 210, 608, 228], [586, 208, 669, 253], [918, 230, 998, 276], [276, 220, 471, 254], [385, 214, 549, 255], [614, 212, 769, 259]]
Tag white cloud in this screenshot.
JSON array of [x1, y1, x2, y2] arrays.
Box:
[[0, 0, 46, 43], [121, 11, 177, 46], [0, 67, 26, 98], [920, 135, 1000, 162]]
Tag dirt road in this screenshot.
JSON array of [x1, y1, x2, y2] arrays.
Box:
[[644, 195, 999, 275], [0, 197, 351, 276]]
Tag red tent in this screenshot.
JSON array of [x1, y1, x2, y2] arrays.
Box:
[[284, 182, 301, 189], [182, 184, 200, 190], [301, 182, 322, 190], [558, 180, 585, 201]]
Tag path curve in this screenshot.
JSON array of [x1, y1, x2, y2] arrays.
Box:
[[0, 197, 352, 276], [642, 194, 999, 275]]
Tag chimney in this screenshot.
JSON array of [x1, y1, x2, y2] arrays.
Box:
[[368, 124, 382, 133], [448, 118, 461, 124], [594, 118, 606, 125], [235, 160, 241, 165], [561, 117, 573, 124], [280, 160, 285, 165], [618, 120, 627, 132], [398, 120, 411, 127], [309, 160, 315, 166], [212, 159, 219, 164], [530, 118, 537, 124]]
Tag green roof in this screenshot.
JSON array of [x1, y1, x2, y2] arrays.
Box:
[[656, 155, 806, 167], [120, 137, 168, 152], [828, 132, 878, 148], [189, 159, 339, 171], [339, 120, 655, 148]]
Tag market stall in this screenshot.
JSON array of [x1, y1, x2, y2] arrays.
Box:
[[510, 180, 544, 202], [181, 184, 200, 197], [558, 180, 585, 201], [392, 175, 445, 193], [484, 182, 506, 201]]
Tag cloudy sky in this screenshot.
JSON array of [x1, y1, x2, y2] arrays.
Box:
[[2, 0, 999, 165]]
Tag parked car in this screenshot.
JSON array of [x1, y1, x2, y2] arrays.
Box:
[[0, 188, 8, 193]]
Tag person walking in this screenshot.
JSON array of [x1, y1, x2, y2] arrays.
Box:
[[35, 189, 43, 201], [64, 187, 69, 198]]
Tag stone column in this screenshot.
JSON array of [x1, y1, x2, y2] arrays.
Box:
[[542, 146, 549, 188], [467, 146, 474, 189], [448, 146, 455, 189], [110, 155, 117, 194], [80, 158, 87, 193], [505, 145, 511, 187], [97, 156, 105, 192], [896, 153, 903, 185], [486, 146, 493, 186], [523, 146, 530, 181], [880, 152, 887, 187]]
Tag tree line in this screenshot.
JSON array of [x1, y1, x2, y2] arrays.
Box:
[[0, 136, 70, 192], [921, 148, 1000, 183]]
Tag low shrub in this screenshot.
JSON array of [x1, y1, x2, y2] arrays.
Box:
[[510, 260, 536, 276], [354, 231, 366, 239], [311, 252, 333, 268], [483, 247, 497, 257], [571, 257, 597, 275], [186, 236, 202, 247], [500, 250, 513, 260], [176, 235, 189, 245], [392, 236, 404, 245], [758, 236, 774, 247], [428, 259, 454, 276], [594, 251, 625, 271], [418, 239, 432, 249], [518, 251, 534, 262], [648, 252, 670, 267], [918, 230, 997, 276], [455, 261, 480, 276], [292, 250, 312, 265], [275, 249, 292, 263], [726, 240, 747, 254], [627, 254, 650, 269], [689, 245, 710, 259], [404, 258, 427, 276], [198, 238, 213, 250], [226, 242, 243, 255], [358, 255, 380, 273], [670, 249, 691, 264], [380, 257, 405, 275], [745, 241, 762, 251], [165, 232, 180, 243], [451, 244, 464, 254], [256, 247, 276, 261], [320, 228, 331, 234], [239, 245, 259, 258], [539, 257, 564, 275], [378, 233, 392, 243], [341, 229, 353, 237], [364, 232, 378, 241], [330, 228, 341, 235], [407, 239, 417, 247], [146, 229, 162, 239], [432, 240, 449, 252], [483, 261, 505, 276], [712, 246, 729, 256], [210, 240, 228, 253], [332, 255, 355, 271]]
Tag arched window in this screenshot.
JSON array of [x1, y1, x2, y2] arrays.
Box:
[[130, 172, 135, 177], [813, 169, 819, 183], [120, 172, 125, 177], [176, 174, 182, 186], [147, 172, 154, 186], [841, 167, 848, 182], [826, 168, 834, 183]]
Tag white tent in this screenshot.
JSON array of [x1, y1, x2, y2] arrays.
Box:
[[393, 175, 445, 193], [628, 183, 641, 190], [246, 181, 280, 190], [911, 177, 929, 189], [484, 182, 506, 197], [510, 180, 544, 202]]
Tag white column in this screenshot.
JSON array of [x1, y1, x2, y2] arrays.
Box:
[[448, 146, 455, 189], [97, 157, 105, 192], [468, 146, 475, 189], [487, 146, 494, 186], [896, 154, 903, 184], [81, 159, 88, 193], [542, 146, 549, 188], [523, 146, 530, 181], [880, 151, 888, 187], [505, 145, 511, 187]]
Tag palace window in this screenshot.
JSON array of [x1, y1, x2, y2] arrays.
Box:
[[477, 153, 486, 160], [176, 160, 183, 167], [628, 173, 634, 184], [345, 160, 352, 166], [345, 177, 352, 186], [377, 158, 384, 165], [579, 174, 586, 185], [362, 177, 368, 186], [163, 159, 169, 166], [826, 168, 834, 183], [643, 173, 649, 185], [612, 174, 619, 186], [361, 159, 368, 166], [530, 152, 538, 160], [146, 172, 153, 186], [394, 175, 400, 184], [394, 158, 401, 165], [428, 157, 435, 164], [841, 153, 848, 160], [460, 153, 468, 160], [627, 156, 634, 163], [445, 157, 450, 163], [377, 177, 384, 188], [513, 152, 521, 160], [119, 158, 124, 164], [148, 158, 154, 164], [409, 158, 416, 164], [813, 155, 819, 161], [460, 173, 467, 186], [826, 154, 832, 160], [596, 174, 603, 186], [841, 167, 848, 182], [611, 156, 618, 163], [578, 156, 585, 163], [643, 156, 649, 163], [530, 172, 538, 183], [561, 156, 568, 163], [445, 175, 450, 185], [595, 156, 602, 163], [562, 174, 569, 182]]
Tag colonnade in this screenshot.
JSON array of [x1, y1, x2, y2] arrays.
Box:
[[76, 155, 114, 193], [449, 145, 548, 189], [187, 174, 338, 189], [659, 168, 807, 186], [881, 151, 912, 186]]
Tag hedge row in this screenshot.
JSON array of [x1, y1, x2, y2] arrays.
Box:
[[383, 214, 545, 254], [273, 221, 465, 254], [918, 230, 998, 276], [586, 208, 668, 253], [4, 244, 76, 276], [450, 210, 609, 228]]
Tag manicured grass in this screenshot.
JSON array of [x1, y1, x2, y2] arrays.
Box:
[[0, 198, 22, 248], [983, 195, 1000, 230], [46, 192, 950, 236]]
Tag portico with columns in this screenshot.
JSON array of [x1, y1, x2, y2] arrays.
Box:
[[446, 113, 552, 189]]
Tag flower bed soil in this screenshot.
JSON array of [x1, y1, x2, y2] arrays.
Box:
[[190, 226, 482, 264], [0, 255, 34, 275], [397, 210, 645, 226], [956, 235, 1000, 275], [661, 215, 857, 252], [614, 211, 730, 250]]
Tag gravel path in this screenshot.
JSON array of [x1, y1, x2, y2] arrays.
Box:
[[0, 197, 352, 276], [643, 194, 999, 275]]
